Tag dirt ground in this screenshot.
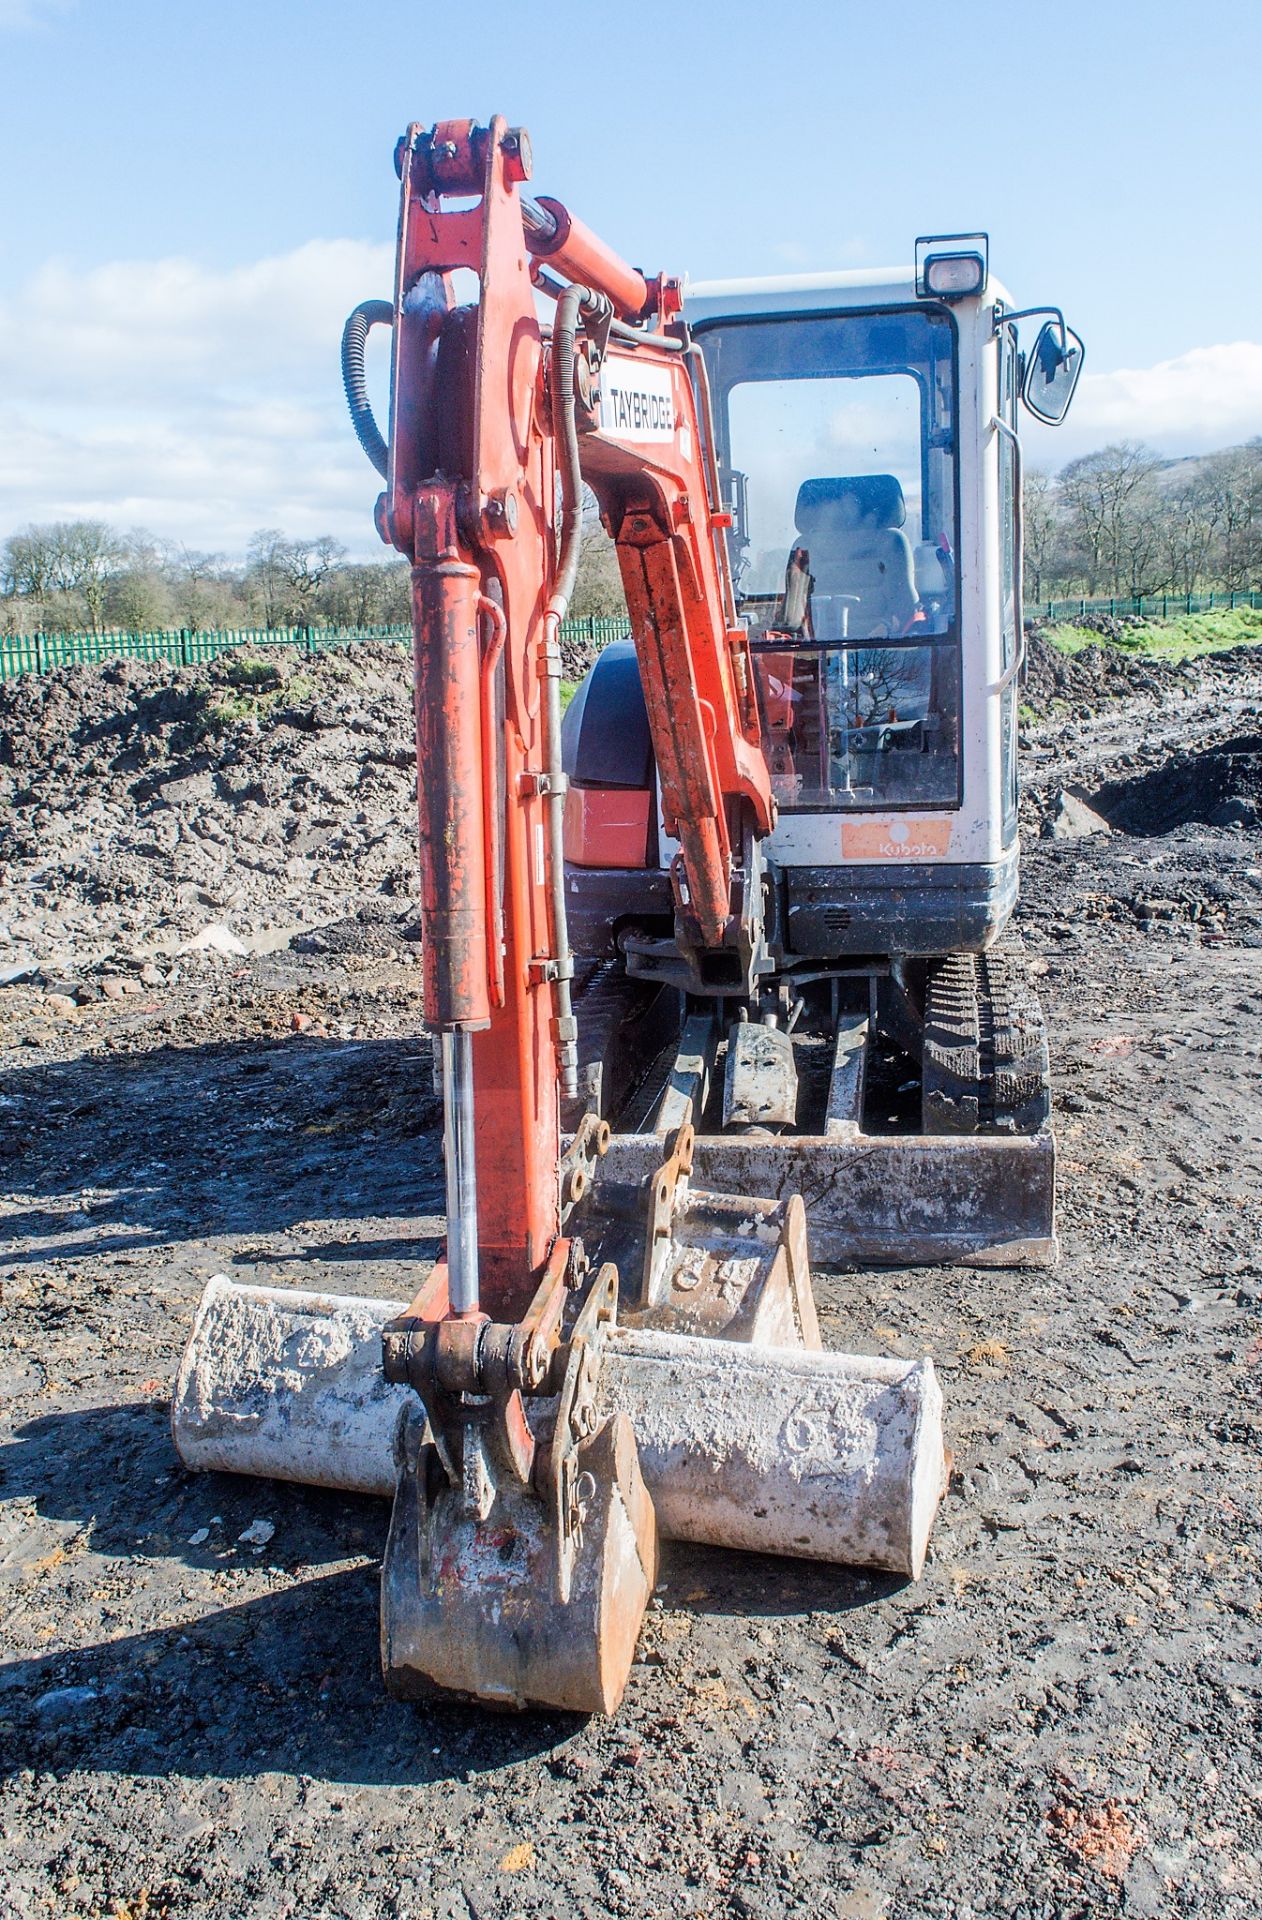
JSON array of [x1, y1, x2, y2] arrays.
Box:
[[2, 642, 1261, 1919]]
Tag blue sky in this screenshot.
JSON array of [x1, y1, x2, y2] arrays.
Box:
[[2, 0, 1260, 555]]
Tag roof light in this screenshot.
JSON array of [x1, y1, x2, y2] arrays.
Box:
[[915, 233, 989, 301], [923, 251, 985, 297]]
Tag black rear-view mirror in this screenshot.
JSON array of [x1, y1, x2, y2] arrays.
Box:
[[1022, 319, 1084, 425]]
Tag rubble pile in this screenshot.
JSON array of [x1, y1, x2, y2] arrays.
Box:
[[0, 645, 422, 978]]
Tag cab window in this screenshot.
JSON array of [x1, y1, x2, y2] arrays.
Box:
[[697, 306, 961, 812]]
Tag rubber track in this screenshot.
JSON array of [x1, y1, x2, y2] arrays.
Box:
[[921, 954, 983, 1133], [571, 959, 631, 1112], [571, 960, 671, 1128], [922, 937, 1051, 1135], [977, 939, 1052, 1134]]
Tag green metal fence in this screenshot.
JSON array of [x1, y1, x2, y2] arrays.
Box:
[[560, 616, 629, 653], [1035, 589, 1262, 622], [0, 615, 632, 683], [10, 595, 1253, 682]]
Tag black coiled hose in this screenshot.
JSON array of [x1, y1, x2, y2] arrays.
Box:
[[547, 283, 585, 620], [340, 300, 393, 477]]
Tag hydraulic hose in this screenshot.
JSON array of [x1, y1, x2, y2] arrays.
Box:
[[540, 283, 606, 1100], [341, 300, 393, 477], [547, 283, 587, 616]]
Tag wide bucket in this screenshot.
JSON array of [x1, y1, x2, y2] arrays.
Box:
[[172, 1277, 946, 1578]]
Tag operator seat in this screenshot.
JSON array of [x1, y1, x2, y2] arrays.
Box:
[[795, 475, 918, 638]]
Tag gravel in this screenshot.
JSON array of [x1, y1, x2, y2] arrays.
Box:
[[1, 643, 1261, 1919]]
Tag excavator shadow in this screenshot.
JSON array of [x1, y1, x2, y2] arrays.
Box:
[[0, 1560, 899, 1786], [5, 1401, 388, 1571], [0, 1033, 446, 1271], [2, 1402, 900, 1783], [658, 1539, 906, 1621], [0, 1568, 576, 1785]]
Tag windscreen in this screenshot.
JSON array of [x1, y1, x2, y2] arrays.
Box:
[[696, 306, 961, 812]]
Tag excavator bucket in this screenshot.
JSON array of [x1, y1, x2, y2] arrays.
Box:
[[376, 1260, 659, 1713], [382, 1401, 657, 1712]]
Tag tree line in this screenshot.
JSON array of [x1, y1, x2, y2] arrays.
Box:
[[1024, 439, 1262, 602], [0, 525, 413, 637], [0, 514, 627, 638], [4, 439, 1260, 636]]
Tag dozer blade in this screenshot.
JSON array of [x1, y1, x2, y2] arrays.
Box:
[[173, 1275, 946, 1579]]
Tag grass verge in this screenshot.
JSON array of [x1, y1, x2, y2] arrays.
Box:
[[1044, 606, 1262, 661]]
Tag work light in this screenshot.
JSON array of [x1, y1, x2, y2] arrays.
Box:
[[915, 233, 989, 300]]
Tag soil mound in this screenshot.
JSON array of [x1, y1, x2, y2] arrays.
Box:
[[1091, 731, 1262, 835], [0, 644, 421, 969], [1021, 628, 1182, 715]]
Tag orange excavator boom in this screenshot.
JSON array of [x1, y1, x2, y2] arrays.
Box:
[[364, 114, 775, 1314]]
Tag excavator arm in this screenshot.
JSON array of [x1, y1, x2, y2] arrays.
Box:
[[339, 116, 794, 1708], [363, 115, 777, 1313], [577, 328, 776, 947]]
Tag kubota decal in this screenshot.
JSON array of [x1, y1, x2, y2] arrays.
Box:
[[841, 817, 953, 861]]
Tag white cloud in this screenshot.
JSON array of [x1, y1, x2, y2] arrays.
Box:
[[4, 241, 1262, 552], [0, 240, 396, 556], [0, 0, 72, 28], [1023, 340, 1262, 467]]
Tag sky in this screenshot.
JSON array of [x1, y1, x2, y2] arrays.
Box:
[[1, 0, 1260, 559]]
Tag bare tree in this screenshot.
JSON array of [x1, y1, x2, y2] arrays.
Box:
[[2, 526, 59, 600], [166, 546, 231, 632], [1198, 443, 1262, 592], [853, 648, 926, 720], [1057, 443, 1160, 596], [570, 519, 628, 622], [322, 560, 409, 629], [246, 530, 347, 628], [1022, 468, 1059, 603], [1151, 474, 1218, 595], [283, 535, 347, 619], [0, 520, 128, 632]]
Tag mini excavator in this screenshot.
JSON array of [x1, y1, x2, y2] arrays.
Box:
[[171, 117, 1083, 1713]]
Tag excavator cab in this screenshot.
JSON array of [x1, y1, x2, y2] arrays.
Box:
[[563, 241, 1083, 1257], [566, 255, 1061, 945], [697, 282, 998, 934]]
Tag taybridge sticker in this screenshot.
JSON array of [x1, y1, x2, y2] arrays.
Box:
[[841, 817, 952, 860], [599, 356, 676, 443]]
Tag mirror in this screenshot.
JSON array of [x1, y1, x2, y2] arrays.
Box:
[[1022, 319, 1084, 425]]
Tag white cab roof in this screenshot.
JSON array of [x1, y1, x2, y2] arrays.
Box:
[[682, 268, 1013, 323]]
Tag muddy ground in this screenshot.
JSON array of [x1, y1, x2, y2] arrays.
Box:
[[2, 642, 1261, 1918]]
